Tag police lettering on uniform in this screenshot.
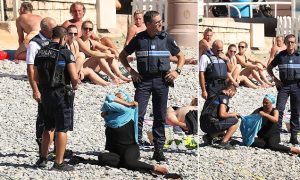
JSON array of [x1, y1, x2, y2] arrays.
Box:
[[267, 34, 300, 145], [199, 40, 228, 100], [200, 84, 239, 149], [34, 26, 79, 171], [25, 17, 57, 154], [119, 11, 185, 162]]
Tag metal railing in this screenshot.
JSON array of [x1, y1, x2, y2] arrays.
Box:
[[203, 1, 293, 18]]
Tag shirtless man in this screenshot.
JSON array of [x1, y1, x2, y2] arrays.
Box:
[[62, 2, 119, 56], [267, 35, 286, 65], [15, 2, 42, 60], [199, 28, 213, 56], [166, 105, 198, 132]]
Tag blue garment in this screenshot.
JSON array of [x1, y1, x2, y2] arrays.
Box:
[[101, 90, 138, 143], [240, 114, 262, 146]]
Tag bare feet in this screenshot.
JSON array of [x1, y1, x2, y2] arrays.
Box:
[[154, 164, 168, 175], [127, 56, 135, 63], [291, 147, 300, 154]]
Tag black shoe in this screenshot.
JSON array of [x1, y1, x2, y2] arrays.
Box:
[[64, 149, 73, 159], [280, 129, 288, 134], [289, 138, 299, 145], [52, 162, 74, 171], [152, 149, 166, 162], [35, 157, 48, 168], [214, 141, 234, 150], [203, 134, 213, 145]]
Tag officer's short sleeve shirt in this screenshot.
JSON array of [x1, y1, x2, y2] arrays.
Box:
[[60, 49, 76, 65], [166, 36, 180, 56], [199, 54, 211, 72], [26, 33, 48, 65], [124, 35, 138, 55], [270, 52, 281, 68], [218, 94, 229, 107]]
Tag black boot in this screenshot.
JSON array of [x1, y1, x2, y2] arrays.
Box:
[[289, 134, 299, 145], [152, 149, 166, 162]]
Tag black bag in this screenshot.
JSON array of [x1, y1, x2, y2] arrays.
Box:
[[185, 110, 198, 135]]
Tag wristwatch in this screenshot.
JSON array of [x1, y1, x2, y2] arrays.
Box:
[[175, 68, 182, 75]]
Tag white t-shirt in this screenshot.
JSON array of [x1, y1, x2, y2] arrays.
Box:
[[26, 33, 48, 65], [199, 54, 212, 72]]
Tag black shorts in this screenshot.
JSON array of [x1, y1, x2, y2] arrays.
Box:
[[201, 117, 238, 135], [41, 88, 74, 132]]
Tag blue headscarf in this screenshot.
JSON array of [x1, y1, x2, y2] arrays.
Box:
[[264, 94, 276, 105], [101, 90, 138, 143]]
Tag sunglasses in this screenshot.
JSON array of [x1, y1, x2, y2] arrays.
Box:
[[286, 41, 295, 44], [83, 27, 93, 31], [229, 50, 236, 53], [68, 32, 78, 36], [217, 49, 223, 52], [153, 19, 163, 25], [238, 46, 245, 49]]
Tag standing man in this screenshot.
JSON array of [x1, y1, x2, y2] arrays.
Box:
[[119, 11, 185, 162], [199, 40, 228, 100], [34, 26, 79, 171], [26, 17, 57, 154], [15, 2, 42, 60], [199, 28, 213, 56], [267, 34, 300, 144]]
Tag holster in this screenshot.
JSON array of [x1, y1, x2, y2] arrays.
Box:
[[64, 85, 75, 107]]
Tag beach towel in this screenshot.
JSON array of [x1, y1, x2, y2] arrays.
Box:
[[101, 90, 138, 143], [240, 114, 262, 146]]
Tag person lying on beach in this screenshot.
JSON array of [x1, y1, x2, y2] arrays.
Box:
[[66, 25, 111, 86], [77, 20, 130, 84], [249, 94, 300, 154], [99, 91, 168, 175], [62, 2, 119, 56], [236, 41, 273, 87], [226, 44, 261, 89], [165, 99, 198, 134], [200, 84, 240, 149], [267, 35, 286, 66], [15, 2, 42, 61]]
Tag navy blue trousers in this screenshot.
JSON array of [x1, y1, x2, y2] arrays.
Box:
[[134, 76, 169, 150], [276, 83, 300, 138]]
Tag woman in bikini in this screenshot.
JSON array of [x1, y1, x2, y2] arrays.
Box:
[[226, 44, 261, 89], [66, 25, 111, 86], [77, 20, 131, 84]]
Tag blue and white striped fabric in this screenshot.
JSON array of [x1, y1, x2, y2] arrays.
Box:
[[136, 50, 170, 57]]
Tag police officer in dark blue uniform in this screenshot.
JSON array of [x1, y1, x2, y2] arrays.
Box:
[[34, 26, 79, 171], [200, 84, 239, 150], [267, 34, 300, 145], [26, 17, 56, 154], [119, 11, 185, 162], [199, 40, 228, 100]]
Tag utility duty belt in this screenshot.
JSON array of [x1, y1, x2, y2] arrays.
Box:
[[206, 79, 226, 84]]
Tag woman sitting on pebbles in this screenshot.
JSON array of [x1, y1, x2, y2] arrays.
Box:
[[226, 44, 261, 89], [250, 94, 300, 154], [77, 20, 130, 84], [99, 91, 168, 175], [66, 25, 110, 86]]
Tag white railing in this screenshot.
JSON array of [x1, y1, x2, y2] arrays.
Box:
[[131, 0, 168, 29], [203, 1, 293, 18], [276, 16, 300, 48]]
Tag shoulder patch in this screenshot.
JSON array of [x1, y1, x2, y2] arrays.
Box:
[[222, 98, 227, 104], [173, 40, 177, 46], [70, 54, 75, 62]]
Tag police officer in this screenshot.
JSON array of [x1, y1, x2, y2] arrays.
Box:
[[26, 17, 56, 154], [34, 26, 79, 171], [267, 34, 300, 144], [199, 40, 228, 99], [200, 84, 239, 149], [119, 10, 185, 162]]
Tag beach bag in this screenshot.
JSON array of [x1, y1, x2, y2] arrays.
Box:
[[185, 110, 198, 135], [240, 114, 262, 146]]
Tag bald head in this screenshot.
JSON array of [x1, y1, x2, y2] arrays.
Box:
[[40, 17, 57, 39], [212, 40, 224, 55]]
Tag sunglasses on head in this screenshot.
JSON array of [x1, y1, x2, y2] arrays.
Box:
[[84, 27, 93, 31], [68, 32, 78, 36]]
